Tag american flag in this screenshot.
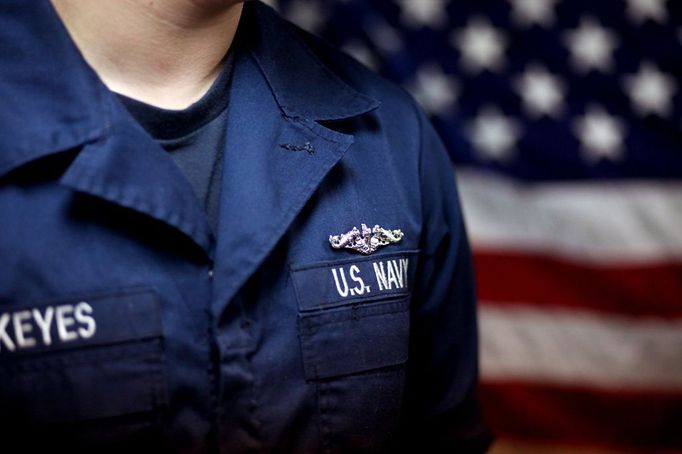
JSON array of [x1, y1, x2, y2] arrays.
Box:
[[265, 0, 682, 452]]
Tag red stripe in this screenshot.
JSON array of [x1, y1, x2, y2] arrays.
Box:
[[473, 250, 682, 318], [479, 381, 682, 451]]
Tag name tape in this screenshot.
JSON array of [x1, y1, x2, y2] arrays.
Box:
[[0, 288, 161, 356], [291, 250, 419, 311]]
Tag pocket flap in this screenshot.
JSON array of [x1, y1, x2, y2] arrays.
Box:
[[0, 288, 165, 424], [298, 296, 409, 380]]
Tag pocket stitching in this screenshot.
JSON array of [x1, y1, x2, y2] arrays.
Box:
[[298, 295, 410, 381]]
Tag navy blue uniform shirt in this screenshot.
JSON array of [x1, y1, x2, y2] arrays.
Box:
[[0, 1, 491, 452]]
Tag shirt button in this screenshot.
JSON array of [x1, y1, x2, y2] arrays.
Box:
[[208, 269, 214, 279]]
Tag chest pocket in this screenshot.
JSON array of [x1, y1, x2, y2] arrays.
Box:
[[0, 288, 166, 448], [291, 250, 419, 452]]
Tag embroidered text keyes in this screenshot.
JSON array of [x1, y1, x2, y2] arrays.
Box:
[[0, 302, 96, 352], [0, 290, 160, 357]]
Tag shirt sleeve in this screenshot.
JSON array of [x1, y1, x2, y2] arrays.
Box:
[[399, 105, 494, 452]]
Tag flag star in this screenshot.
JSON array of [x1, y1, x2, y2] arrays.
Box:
[[397, 0, 449, 29], [468, 107, 522, 162], [623, 63, 676, 117], [515, 64, 566, 118], [626, 0, 668, 24], [409, 64, 458, 115], [367, 18, 403, 54], [564, 17, 619, 73], [284, 0, 326, 33], [452, 17, 507, 73], [342, 41, 379, 71], [574, 106, 625, 163], [509, 0, 559, 28]]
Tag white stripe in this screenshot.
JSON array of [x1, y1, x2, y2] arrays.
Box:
[[480, 305, 682, 390], [455, 169, 682, 263]]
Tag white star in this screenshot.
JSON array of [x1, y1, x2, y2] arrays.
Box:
[[452, 17, 507, 73], [260, 0, 279, 9], [342, 41, 379, 71], [284, 0, 326, 33], [626, 0, 668, 24], [515, 64, 565, 118], [509, 0, 559, 28], [468, 107, 522, 162], [564, 17, 619, 73], [367, 18, 403, 54], [397, 0, 449, 29], [408, 64, 458, 115], [574, 105, 625, 163], [623, 62, 676, 117]]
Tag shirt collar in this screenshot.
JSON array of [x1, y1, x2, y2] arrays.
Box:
[[0, 0, 379, 178], [0, 0, 110, 178], [235, 1, 380, 121]]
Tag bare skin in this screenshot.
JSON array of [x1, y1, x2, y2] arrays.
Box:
[[51, 0, 244, 109]]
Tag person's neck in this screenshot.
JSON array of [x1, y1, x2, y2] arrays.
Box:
[[51, 0, 243, 109]]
